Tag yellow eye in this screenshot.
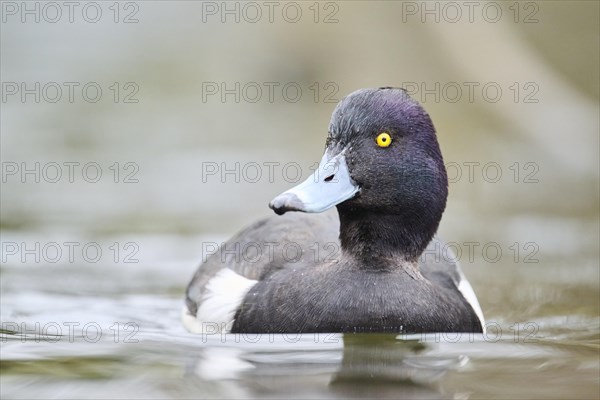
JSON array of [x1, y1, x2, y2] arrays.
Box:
[[376, 132, 392, 148]]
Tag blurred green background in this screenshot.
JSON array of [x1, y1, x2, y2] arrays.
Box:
[[2, 1, 598, 235]]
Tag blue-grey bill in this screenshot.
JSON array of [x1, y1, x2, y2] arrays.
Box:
[[269, 150, 359, 215]]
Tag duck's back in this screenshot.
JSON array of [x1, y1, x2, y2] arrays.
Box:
[[185, 210, 339, 317], [184, 211, 484, 333]]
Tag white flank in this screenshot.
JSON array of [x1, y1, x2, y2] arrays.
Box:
[[182, 268, 258, 334], [443, 245, 486, 333], [457, 272, 486, 333]]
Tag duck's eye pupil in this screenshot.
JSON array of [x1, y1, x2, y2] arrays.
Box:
[[376, 132, 392, 148]]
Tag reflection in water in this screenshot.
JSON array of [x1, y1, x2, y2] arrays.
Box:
[[186, 334, 469, 399], [330, 335, 450, 399], [1, 299, 598, 399]]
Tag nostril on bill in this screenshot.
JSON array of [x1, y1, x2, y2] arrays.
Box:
[[324, 175, 335, 182]]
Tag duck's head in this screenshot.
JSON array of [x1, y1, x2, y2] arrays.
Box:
[[269, 88, 448, 259]]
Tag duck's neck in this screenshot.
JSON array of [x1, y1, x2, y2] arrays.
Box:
[[337, 207, 437, 267]]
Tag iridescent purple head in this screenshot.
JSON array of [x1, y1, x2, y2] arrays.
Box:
[[270, 87, 448, 258]]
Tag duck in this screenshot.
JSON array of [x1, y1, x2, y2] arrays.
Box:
[[183, 87, 485, 334]]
